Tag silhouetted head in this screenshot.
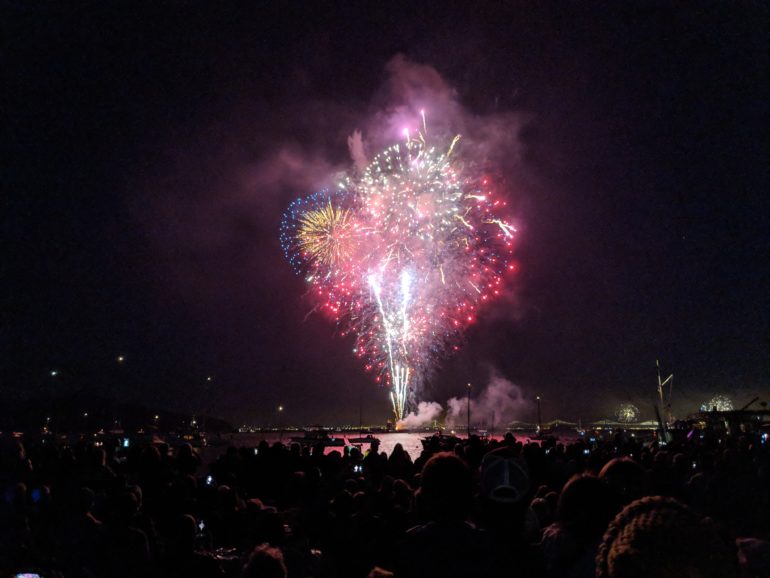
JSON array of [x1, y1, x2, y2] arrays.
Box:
[[77, 486, 96, 515], [167, 514, 197, 553], [415, 452, 471, 522], [480, 447, 530, 505], [331, 490, 354, 519], [478, 447, 531, 532], [241, 543, 287, 578], [596, 496, 737, 578], [557, 474, 614, 541], [112, 491, 139, 525], [599, 457, 646, 508]]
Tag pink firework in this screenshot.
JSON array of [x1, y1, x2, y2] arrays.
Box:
[[281, 133, 516, 421]]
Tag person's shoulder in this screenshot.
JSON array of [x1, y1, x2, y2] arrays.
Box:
[[406, 520, 481, 541]]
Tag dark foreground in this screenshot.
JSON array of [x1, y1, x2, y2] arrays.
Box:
[[1, 429, 768, 578]]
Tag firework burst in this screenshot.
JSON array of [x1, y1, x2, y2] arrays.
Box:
[[700, 395, 733, 412], [615, 403, 640, 423], [297, 202, 355, 267], [281, 127, 516, 421]]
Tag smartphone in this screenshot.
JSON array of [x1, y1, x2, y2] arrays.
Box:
[[353, 464, 362, 473], [583, 448, 590, 455], [205, 475, 214, 486], [122, 438, 130, 448]]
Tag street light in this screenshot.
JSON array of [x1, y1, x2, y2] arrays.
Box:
[[278, 405, 285, 442], [536, 395, 542, 434], [466, 383, 472, 437], [50, 370, 58, 377], [116, 355, 125, 364]]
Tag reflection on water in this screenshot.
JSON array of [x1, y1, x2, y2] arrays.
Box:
[[200, 431, 545, 462]]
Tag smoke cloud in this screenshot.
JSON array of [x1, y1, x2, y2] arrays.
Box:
[[347, 130, 368, 173], [396, 373, 532, 430], [397, 401, 443, 429], [446, 373, 531, 430], [353, 54, 527, 171]]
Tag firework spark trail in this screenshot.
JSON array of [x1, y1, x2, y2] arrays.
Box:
[[281, 123, 517, 421]]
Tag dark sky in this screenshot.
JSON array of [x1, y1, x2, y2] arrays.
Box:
[[4, 1, 769, 425]]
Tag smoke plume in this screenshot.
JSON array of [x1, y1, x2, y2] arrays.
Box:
[[397, 401, 443, 429], [446, 373, 530, 430]]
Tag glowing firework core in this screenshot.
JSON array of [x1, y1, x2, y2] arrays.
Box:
[[281, 128, 516, 420], [615, 403, 640, 423], [297, 202, 354, 267], [700, 395, 733, 412]]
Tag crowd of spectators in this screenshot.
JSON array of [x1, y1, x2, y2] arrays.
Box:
[[1, 427, 769, 577]]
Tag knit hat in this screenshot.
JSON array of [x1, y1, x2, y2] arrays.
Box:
[[596, 496, 737, 578], [480, 448, 530, 504]]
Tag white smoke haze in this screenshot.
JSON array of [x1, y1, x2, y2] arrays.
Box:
[[446, 374, 531, 430], [397, 374, 532, 430], [351, 54, 528, 170], [397, 400, 443, 429], [346, 130, 368, 173]]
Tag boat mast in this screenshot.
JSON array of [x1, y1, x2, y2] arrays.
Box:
[[656, 359, 674, 437]]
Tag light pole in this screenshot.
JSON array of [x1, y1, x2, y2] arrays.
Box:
[[202, 376, 213, 433], [49, 370, 58, 433], [466, 383, 472, 437], [536, 395, 542, 434], [278, 405, 285, 442], [115, 356, 125, 432]]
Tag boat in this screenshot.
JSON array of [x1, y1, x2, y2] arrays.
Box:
[[348, 433, 381, 445], [289, 429, 347, 447], [420, 432, 463, 450], [167, 430, 208, 448], [528, 429, 557, 441]]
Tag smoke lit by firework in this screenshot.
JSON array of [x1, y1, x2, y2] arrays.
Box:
[[615, 403, 640, 423], [700, 395, 734, 412], [281, 124, 516, 420]]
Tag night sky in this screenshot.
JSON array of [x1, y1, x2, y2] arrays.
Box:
[[5, 1, 768, 425]]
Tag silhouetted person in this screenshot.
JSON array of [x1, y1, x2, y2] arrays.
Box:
[[55, 486, 102, 575], [541, 474, 614, 578], [162, 514, 223, 578], [241, 543, 287, 578], [176, 443, 202, 477], [599, 457, 646, 511], [97, 490, 151, 578], [386, 443, 414, 481], [397, 452, 491, 578], [596, 496, 738, 578], [478, 447, 542, 578]]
